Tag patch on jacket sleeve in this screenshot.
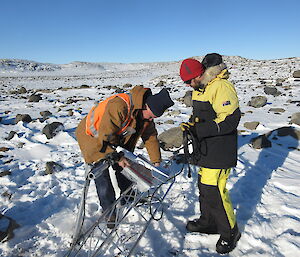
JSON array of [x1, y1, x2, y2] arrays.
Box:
[[222, 100, 231, 106]]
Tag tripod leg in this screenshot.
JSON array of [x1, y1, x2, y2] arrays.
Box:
[[71, 165, 91, 247]]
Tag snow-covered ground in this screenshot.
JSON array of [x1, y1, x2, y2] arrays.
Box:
[[0, 56, 300, 256]]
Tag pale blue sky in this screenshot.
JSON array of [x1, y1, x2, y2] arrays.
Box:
[[1, 0, 299, 64]]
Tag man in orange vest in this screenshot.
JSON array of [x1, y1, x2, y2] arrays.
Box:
[[76, 85, 174, 227]]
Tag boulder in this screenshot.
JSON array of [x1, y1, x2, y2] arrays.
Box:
[[155, 81, 165, 87], [42, 122, 64, 139], [9, 87, 27, 95], [45, 161, 64, 174], [275, 126, 300, 140], [268, 108, 285, 113], [68, 110, 74, 116], [250, 135, 272, 149], [165, 120, 175, 125], [0, 170, 11, 177], [248, 96, 267, 108], [0, 147, 10, 152], [292, 70, 300, 78], [168, 110, 181, 116], [158, 127, 183, 150], [291, 112, 300, 126], [80, 84, 90, 88], [0, 214, 20, 243], [17, 87, 27, 94], [28, 94, 42, 102], [244, 121, 260, 130], [5, 131, 17, 140], [114, 87, 124, 93], [40, 111, 52, 119], [263, 86, 281, 96], [123, 83, 133, 88], [182, 91, 192, 107], [15, 114, 32, 124]]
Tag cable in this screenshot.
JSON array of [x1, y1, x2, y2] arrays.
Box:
[[148, 161, 186, 221]]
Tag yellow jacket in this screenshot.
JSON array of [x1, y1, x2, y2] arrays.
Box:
[[191, 66, 241, 168]]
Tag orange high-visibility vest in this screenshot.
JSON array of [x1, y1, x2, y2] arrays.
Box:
[[85, 93, 133, 137]]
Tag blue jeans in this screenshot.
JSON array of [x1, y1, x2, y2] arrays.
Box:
[[93, 162, 132, 211]]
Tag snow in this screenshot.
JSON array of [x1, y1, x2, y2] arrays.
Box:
[[1, 56, 300, 256]]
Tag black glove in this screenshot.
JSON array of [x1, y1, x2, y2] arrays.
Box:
[[106, 151, 124, 163]]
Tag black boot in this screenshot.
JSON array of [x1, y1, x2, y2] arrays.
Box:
[[216, 224, 241, 254], [186, 219, 218, 234]]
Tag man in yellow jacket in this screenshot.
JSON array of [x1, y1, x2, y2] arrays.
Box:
[[76, 85, 173, 227], [179, 54, 241, 254]]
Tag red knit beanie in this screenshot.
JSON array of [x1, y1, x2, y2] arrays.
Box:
[[180, 58, 205, 82]]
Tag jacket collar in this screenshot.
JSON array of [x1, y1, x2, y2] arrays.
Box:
[[130, 85, 151, 112], [200, 63, 228, 87]]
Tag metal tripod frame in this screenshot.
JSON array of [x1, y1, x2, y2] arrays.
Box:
[[66, 160, 175, 257]]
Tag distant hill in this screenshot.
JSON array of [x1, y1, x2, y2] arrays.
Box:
[[1, 56, 299, 78]]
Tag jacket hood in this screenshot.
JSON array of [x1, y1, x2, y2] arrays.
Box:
[[130, 85, 152, 111], [200, 63, 229, 87]]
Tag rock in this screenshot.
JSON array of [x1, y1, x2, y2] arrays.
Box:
[[263, 86, 281, 96], [0, 170, 11, 177], [158, 127, 183, 150], [274, 126, 300, 140], [0, 214, 20, 243], [165, 120, 175, 124], [248, 96, 267, 108], [155, 81, 165, 87], [268, 108, 285, 113], [40, 111, 52, 119], [80, 84, 90, 88], [105, 85, 119, 90], [17, 142, 25, 148], [276, 78, 286, 84], [292, 70, 300, 78], [15, 114, 32, 124], [66, 98, 78, 104], [244, 121, 260, 130], [291, 112, 300, 126], [182, 91, 192, 107], [168, 110, 181, 116], [17, 87, 27, 94], [250, 135, 272, 149], [68, 110, 74, 116], [42, 122, 64, 139], [123, 83, 132, 88], [45, 161, 63, 174], [28, 94, 42, 102], [114, 87, 124, 93], [5, 131, 17, 140], [10, 86, 27, 94], [0, 147, 10, 152], [2, 191, 12, 200]]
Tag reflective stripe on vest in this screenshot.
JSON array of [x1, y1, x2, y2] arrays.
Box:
[[85, 93, 133, 137]]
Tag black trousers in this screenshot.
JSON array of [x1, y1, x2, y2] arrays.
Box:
[[197, 168, 236, 240], [93, 162, 132, 211]]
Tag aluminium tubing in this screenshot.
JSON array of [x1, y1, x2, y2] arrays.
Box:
[[87, 161, 110, 180]]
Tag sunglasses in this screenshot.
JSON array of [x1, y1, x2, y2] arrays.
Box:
[[184, 79, 192, 84]]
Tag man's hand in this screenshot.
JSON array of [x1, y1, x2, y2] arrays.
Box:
[[118, 156, 130, 168], [153, 162, 160, 167], [180, 121, 195, 131]]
